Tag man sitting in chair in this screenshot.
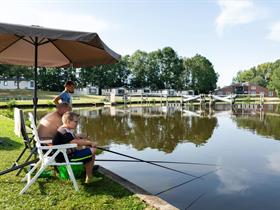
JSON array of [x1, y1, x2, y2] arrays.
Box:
[[37, 103, 71, 140], [52, 111, 97, 184]]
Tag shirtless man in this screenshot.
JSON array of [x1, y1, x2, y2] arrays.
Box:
[[37, 103, 71, 140]]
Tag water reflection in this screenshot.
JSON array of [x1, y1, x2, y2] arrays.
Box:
[[77, 106, 218, 153], [231, 106, 280, 141], [266, 152, 280, 174], [216, 167, 250, 194]]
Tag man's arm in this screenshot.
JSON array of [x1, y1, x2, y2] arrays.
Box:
[[53, 95, 61, 105], [71, 138, 96, 148]]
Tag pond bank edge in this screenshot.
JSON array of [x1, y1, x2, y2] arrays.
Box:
[[98, 166, 179, 210]]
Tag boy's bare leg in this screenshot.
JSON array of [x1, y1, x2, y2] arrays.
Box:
[[85, 161, 93, 180], [85, 148, 96, 183]]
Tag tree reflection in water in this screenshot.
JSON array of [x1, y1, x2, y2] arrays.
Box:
[[228, 104, 280, 141], [77, 107, 218, 153], [232, 114, 280, 141]]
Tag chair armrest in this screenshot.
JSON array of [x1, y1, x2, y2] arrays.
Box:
[[40, 140, 52, 144], [39, 144, 78, 150]]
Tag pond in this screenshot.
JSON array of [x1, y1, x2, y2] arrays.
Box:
[[41, 104, 280, 209]]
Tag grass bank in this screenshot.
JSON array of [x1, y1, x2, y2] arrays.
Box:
[[0, 89, 181, 108], [0, 115, 148, 210], [1, 89, 279, 108]]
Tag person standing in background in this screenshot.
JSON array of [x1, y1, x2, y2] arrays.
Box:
[[53, 81, 75, 106]]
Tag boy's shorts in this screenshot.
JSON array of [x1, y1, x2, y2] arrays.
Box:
[[70, 148, 93, 163]]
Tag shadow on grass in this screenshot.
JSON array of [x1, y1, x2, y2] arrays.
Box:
[[82, 172, 134, 199], [22, 173, 133, 199], [0, 169, 133, 203], [0, 137, 22, 150], [38, 181, 48, 195]]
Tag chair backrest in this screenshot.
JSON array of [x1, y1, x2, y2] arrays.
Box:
[[14, 108, 21, 137], [14, 108, 33, 148], [28, 112, 44, 160], [20, 110, 32, 145]]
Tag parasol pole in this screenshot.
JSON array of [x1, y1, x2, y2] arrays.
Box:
[[33, 37, 38, 123]]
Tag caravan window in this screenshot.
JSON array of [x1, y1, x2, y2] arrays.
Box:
[[118, 89, 125, 95]]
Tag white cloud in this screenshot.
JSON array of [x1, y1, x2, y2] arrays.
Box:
[[266, 152, 280, 173], [0, 1, 116, 33], [267, 22, 280, 42], [216, 167, 250, 194], [215, 0, 266, 36]]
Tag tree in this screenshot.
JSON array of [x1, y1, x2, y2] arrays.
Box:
[[233, 69, 255, 83], [37, 67, 78, 91], [0, 64, 33, 89], [233, 62, 275, 88], [183, 54, 218, 94], [79, 56, 130, 94], [268, 67, 280, 95], [130, 47, 184, 90], [145, 50, 163, 90], [129, 50, 149, 88], [156, 47, 184, 90]]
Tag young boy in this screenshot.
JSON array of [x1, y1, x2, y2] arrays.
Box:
[[52, 111, 97, 184], [53, 81, 75, 105]]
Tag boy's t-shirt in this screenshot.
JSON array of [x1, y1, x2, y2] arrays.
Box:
[[59, 91, 72, 105], [52, 127, 75, 162]]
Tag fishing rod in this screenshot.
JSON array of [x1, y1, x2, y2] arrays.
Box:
[[0, 158, 39, 176], [96, 146, 198, 178], [155, 168, 220, 195], [95, 159, 219, 166], [185, 192, 206, 210]]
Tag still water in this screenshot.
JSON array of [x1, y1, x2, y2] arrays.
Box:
[[48, 104, 280, 209]]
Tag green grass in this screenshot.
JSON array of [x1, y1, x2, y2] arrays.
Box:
[[0, 89, 107, 105], [0, 115, 148, 210]]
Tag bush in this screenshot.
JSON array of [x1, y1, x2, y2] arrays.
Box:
[[47, 100, 54, 107], [6, 99, 17, 108], [102, 97, 109, 102], [0, 109, 14, 119], [244, 96, 251, 104]]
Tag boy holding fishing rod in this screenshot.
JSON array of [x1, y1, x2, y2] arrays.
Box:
[[52, 111, 98, 184]]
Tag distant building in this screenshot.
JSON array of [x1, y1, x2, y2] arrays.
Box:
[[75, 86, 99, 95], [102, 88, 126, 96], [215, 83, 277, 97], [161, 89, 180, 96], [0, 78, 34, 90], [177, 90, 195, 96], [101, 88, 195, 97], [128, 88, 151, 95]]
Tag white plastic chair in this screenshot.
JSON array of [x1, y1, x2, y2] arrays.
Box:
[[20, 112, 82, 194]]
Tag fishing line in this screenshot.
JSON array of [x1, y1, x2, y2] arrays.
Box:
[[155, 168, 220, 195], [96, 146, 198, 178], [95, 159, 219, 166]]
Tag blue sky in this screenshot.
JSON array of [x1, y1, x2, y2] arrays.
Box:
[[1, 0, 280, 87]]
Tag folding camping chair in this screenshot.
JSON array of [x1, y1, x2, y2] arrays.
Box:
[[0, 108, 37, 176], [20, 112, 82, 194]]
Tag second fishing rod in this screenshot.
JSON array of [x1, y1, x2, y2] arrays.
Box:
[[96, 146, 199, 178]]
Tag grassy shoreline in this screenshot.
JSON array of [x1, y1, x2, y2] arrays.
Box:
[[0, 115, 148, 209], [2, 89, 279, 108]]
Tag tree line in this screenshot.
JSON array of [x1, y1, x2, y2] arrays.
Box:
[[0, 47, 218, 94], [233, 59, 280, 94]]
